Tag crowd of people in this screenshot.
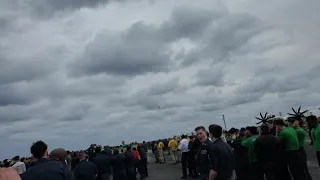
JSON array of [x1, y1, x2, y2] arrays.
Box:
[[142, 107, 320, 180], [1, 141, 150, 180], [1, 106, 320, 180]]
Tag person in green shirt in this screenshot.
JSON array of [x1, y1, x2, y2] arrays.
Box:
[[120, 141, 127, 151], [241, 126, 263, 180], [287, 116, 312, 180], [275, 119, 306, 180], [307, 115, 320, 167]]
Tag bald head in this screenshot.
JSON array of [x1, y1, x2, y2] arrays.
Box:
[[50, 148, 67, 162]]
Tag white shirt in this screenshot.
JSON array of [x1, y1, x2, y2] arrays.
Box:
[[221, 134, 227, 143], [12, 161, 26, 174], [178, 139, 189, 152]]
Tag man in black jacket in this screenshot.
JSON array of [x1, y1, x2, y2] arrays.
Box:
[[74, 151, 98, 180], [255, 125, 278, 180], [207, 124, 234, 180], [123, 146, 136, 180], [111, 149, 127, 180], [195, 126, 212, 180], [188, 135, 200, 178], [138, 144, 148, 178], [230, 128, 250, 180], [92, 146, 112, 180], [21, 141, 70, 180]]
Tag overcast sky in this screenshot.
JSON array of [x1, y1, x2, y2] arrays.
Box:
[[0, 0, 319, 159]]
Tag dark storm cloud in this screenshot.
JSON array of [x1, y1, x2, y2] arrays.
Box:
[[70, 7, 267, 77], [26, 0, 108, 17], [1, 0, 319, 160], [0, 108, 30, 123], [180, 14, 268, 66], [0, 59, 52, 85], [59, 104, 91, 121], [70, 22, 171, 77], [159, 6, 221, 41], [0, 86, 32, 107]]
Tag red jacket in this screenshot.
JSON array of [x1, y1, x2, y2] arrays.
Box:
[[132, 150, 140, 160]]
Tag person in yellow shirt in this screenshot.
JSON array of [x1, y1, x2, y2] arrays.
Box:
[[168, 137, 179, 164], [157, 141, 165, 163]]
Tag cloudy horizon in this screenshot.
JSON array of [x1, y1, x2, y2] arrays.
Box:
[[1, 0, 319, 159]]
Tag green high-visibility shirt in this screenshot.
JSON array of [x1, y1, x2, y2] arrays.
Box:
[[278, 127, 299, 151], [295, 127, 305, 148], [241, 135, 258, 163], [311, 124, 320, 151]]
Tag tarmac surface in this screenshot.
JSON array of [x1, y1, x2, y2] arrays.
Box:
[[145, 140, 320, 180]]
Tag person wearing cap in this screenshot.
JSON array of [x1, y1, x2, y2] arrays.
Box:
[[74, 151, 98, 180], [275, 119, 306, 180]]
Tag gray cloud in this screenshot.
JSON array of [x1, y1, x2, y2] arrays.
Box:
[[24, 0, 109, 17], [0, 86, 32, 107], [0, 0, 320, 159], [70, 22, 171, 76], [195, 65, 226, 87]]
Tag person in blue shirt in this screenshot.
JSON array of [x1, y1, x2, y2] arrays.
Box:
[[21, 141, 70, 180]]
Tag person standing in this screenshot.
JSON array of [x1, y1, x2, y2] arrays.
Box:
[[308, 115, 320, 167], [91, 146, 112, 180], [288, 117, 312, 180], [11, 156, 26, 175], [188, 135, 199, 178], [157, 140, 165, 164], [132, 147, 143, 179], [21, 141, 70, 180], [231, 128, 250, 180], [168, 137, 179, 164], [178, 135, 189, 179], [242, 126, 264, 180], [49, 148, 73, 180], [207, 124, 234, 180], [255, 125, 280, 180], [74, 151, 98, 180], [195, 126, 212, 180], [275, 119, 306, 180], [123, 146, 136, 180], [111, 149, 127, 180], [138, 144, 148, 178], [65, 151, 72, 170]]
